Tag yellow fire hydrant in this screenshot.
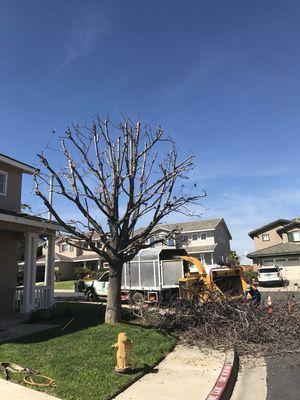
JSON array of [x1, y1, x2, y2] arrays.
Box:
[[112, 332, 133, 373]]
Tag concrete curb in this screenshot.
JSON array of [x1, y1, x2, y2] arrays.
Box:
[[205, 349, 239, 400]]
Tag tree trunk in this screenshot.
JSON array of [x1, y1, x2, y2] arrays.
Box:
[[105, 264, 123, 324]]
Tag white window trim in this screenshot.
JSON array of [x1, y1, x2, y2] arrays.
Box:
[[262, 233, 270, 241], [0, 170, 8, 196]]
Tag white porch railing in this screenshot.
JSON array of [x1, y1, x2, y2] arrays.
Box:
[[15, 286, 51, 312]]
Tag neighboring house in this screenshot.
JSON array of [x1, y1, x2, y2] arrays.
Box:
[[49, 218, 232, 276], [247, 218, 300, 281], [37, 238, 102, 280], [0, 153, 58, 315], [136, 219, 232, 266]]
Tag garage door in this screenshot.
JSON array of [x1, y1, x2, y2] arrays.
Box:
[[263, 257, 300, 282]]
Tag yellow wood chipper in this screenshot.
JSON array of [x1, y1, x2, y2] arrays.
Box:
[[178, 256, 248, 302]]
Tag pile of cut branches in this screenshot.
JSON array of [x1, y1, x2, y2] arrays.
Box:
[[144, 295, 300, 356]]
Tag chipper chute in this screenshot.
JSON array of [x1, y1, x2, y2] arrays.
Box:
[[178, 256, 247, 302]]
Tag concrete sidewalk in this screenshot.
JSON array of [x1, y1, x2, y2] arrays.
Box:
[[114, 345, 225, 400], [0, 379, 60, 400], [0, 323, 58, 343]]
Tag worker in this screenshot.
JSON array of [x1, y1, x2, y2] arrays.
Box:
[[243, 282, 261, 304]]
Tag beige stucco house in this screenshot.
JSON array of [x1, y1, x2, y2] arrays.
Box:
[[138, 219, 232, 265], [47, 218, 232, 277], [247, 218, 300, 281], [0, 153, 58, 315]]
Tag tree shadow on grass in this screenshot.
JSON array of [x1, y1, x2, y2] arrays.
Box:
[[7, 302, 107, 344], [6, 302, 172, 346]]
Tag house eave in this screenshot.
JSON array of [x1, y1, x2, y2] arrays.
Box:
[[0, 154, 39, 175], [0, 212, 60, 232]]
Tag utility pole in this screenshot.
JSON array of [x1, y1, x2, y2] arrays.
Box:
[[48, 175, 54, 220], [45, 174, 54, 287]]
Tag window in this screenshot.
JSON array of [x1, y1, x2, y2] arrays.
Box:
[[288, 258, 299, 261], [99, 272, 109, 282], [167, 238, 174, 246], [182, 235, 189, 242], [200, 233, 207, 240], [149, 236, 155, 247], [260, 267, 279, 273], [262, 234, 270, 241], [0, 171, 7, 196], [61, 243, 73, 252], [192, 234, 198, 241], [288, 231, 300, 242], [61, 243, 67, 252]]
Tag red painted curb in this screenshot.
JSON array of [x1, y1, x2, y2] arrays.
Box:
[[205, 350, 239, 400]]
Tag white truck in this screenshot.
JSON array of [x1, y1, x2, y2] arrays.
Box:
[[84, 248, 188, 304]]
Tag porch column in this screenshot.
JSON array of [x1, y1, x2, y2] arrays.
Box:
[[210, 253, 214, 266], [45, 234, 55, 308], [22, 232, 38, 313]]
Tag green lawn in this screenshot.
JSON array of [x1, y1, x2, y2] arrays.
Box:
[[54, 280, 75, 290], [0, 303, 175, 400]]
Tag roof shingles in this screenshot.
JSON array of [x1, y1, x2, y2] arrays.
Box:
[[247, 242, 300, 258]]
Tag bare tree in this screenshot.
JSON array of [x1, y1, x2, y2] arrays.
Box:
[[35, 116, 205, 323]]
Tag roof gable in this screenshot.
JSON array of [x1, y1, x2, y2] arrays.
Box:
[[248, 219, 290, 239], [277, 221, 300, 235]]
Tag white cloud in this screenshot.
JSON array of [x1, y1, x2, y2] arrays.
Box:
[[189, 149, 291, 182], [204, 189, 300, 260], [165, 51, 237, 95], [63, 6, 109, 65]]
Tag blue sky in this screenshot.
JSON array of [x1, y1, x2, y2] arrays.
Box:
[[1, 1, 300, 259]]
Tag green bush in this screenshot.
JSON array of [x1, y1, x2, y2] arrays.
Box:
[[74, 266, 93, 279], [244, 270, 258, 283]]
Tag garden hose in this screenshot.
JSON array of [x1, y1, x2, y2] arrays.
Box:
[[23, 374, 55, 387], [0, 362, 55, 387]]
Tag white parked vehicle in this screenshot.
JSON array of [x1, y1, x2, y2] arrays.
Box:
[[258, 265, 284, 286]]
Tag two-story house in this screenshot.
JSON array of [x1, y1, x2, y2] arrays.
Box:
[[37, 237, 102, 280], [0, 153, 58, 315], [247, 218, 300, 281], [139, 219, 232, 265], [49, 218, 232, 278]]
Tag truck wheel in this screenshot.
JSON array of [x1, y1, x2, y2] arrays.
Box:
[[86, 290, 97, 302], [132, 292, 145, 306]]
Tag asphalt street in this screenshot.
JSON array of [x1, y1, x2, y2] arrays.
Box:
[[266, 353, 300, 400]]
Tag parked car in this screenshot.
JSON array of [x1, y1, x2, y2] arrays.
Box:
[[258, 265, 284, 286]]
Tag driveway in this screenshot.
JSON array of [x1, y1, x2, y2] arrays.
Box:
[[54, 291, 85, 300]]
